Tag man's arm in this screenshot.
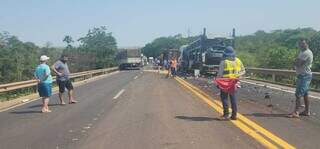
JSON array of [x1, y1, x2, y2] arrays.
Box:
[[295, 58, 306, 67], [51, 62, 62, 76], [217, 61, 224, 78], [34, 70, 41, 83], [295, 52, 310, 67], [239, 60, 246, 77]]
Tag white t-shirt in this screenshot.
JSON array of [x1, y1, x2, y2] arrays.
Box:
[[295, 49, 313, 75]]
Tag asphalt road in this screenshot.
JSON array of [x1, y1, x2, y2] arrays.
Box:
[[0, 70, 319, 149]]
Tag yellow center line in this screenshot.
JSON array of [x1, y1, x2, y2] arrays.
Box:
[[175, 77, 296, 149]]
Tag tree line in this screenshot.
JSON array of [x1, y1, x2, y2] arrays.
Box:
[[236, 28, 320, 71], [0, 26, 117, 84]]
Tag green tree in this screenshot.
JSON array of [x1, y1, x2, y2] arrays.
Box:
[[63, 35, 74, 49], [142, 35, 197, 58], [77, 26, 117, 68]]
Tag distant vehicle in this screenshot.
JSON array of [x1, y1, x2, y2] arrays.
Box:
[[148, 57, 154, 64], [117, 48, 142, 70], [141, 55, 148, 66], [180, 28, 235, 75]]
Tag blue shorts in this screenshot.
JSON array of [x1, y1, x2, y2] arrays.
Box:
[[38, 83, 52, 97], [295, 74, 312, 98]]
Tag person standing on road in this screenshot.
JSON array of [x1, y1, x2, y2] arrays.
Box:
[[156, 59, 161, 73], [215, 46, 245, 120], [34, 55, 53, 113], [289, 39, 313, 118], [51, 55, 77, 105], [163, 59, 168, 70], [170, 57, 177, 77]]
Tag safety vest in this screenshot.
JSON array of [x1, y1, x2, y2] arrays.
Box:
[[223, 58, 242, 78]]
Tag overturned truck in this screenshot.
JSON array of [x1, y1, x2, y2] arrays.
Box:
[[179, 28, 235, 75]]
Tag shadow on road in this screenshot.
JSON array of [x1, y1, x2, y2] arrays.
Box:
[[175, 116, 220, 121], [28, 103, 61, 108], [10, 110, 42, 114], [243, 113, 288, 118]]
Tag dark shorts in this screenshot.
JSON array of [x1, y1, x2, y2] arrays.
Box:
[[171, 67, 176, 75], [57, 79, 74, 93], [295, 74, 312, 97], [38, 83, 52, 97]]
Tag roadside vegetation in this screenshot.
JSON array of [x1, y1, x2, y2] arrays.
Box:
[[0, 26, 117, 101]]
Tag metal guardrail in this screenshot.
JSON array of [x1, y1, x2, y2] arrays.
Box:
[[246, 68, 320, 81], [0, 67, 118, 93], [1, 67, 319, 93]]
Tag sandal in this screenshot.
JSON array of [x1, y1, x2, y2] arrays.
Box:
[[69, 100, 78, 104]]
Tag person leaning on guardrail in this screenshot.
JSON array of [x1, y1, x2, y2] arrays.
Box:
[[214, 46, 245, 120], [51, 54, 77, 105], [34, 55, 53, 113], [288, 39, 313, 118]]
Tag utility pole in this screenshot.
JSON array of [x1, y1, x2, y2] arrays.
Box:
[[232, 28, 236, 48], [187, 28, 191, 38]]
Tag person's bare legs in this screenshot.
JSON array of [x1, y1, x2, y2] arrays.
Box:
[[42, 97, 51, 113], [44, 97, 51, 112], [288, 96, 301, 118], [68, 89, 77, 103], [59, 92, 66, 105], [41, 98, 46, 113], [301, 94, 310, 116]]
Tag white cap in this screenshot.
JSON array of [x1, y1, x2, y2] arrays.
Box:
[[40, 55, 50, 61]]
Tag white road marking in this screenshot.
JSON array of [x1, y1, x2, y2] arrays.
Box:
[[134, 76, 138, 79], [113, 89, 125, 99]]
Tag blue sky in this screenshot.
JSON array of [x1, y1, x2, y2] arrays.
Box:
[[1, 0, 319, 47]]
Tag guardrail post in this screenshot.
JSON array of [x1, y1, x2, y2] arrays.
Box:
[[272, 74, 276, 82]]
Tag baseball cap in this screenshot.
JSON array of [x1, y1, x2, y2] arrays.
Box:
[[40, 55, 50, 61]]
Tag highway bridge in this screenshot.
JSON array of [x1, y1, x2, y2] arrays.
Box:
[[0, 67, 320, 149]]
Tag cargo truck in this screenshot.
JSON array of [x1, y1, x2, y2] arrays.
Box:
[[117, 48, 142, 70]]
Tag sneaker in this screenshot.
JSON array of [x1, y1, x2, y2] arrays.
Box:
[[288, 112, 300, 118], [218, 115, 230, 121], [300, 111, 311, 116], [230, 115, 237, 120]]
